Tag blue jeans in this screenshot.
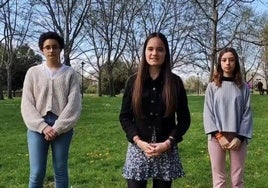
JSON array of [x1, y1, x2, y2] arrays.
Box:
[[27, 129, 73, 188]]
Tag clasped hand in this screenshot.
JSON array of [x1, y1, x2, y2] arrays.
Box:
[[137, 140, 168, 158], [43, 126, 58, 141], [218, 136, 241, 150]]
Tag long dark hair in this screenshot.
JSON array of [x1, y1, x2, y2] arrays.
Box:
[[132, 32, 177, 117], [214, 47, 243, 88]]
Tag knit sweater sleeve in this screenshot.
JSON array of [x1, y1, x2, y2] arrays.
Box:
[[21, 67, 48, 133], [238, 84, 253, 138], [203, 82, 217, 134], [52, 69, 82, 135]]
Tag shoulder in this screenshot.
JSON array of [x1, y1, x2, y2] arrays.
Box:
[[171, 72, 181, 79], [241, 82, 250, 93], [171, 72, 183, 84], [208, 81, 218, 87], [62, 64, 75, 72], [60, 65, 78, 78], [126, 73, 137, 85], [28, 64, 42, 71], [207, 81, 216, 88], [205, 81, 217, 93], [242, 82, 249, 88], [25, 64, 43, 76]]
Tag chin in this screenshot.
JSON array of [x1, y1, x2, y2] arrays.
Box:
[[148, 62, 163, 66]]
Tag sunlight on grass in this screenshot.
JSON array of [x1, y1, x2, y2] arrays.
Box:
[[0, 95, 267, 187]]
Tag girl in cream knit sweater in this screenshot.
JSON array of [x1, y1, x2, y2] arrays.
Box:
[[21, 31, 81, 188]]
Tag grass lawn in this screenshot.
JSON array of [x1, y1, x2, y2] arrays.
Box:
[[0, 94, 267, 188]]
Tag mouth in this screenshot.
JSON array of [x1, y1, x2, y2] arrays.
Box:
[[150, 58, 159, 61]]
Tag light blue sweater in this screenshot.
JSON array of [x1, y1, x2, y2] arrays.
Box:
[[203, 81, 253, 139]]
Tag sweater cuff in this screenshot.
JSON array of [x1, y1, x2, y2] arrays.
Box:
[[211, 131, 219, 137], [236, 135, 245, 142], [37, 122, 48, 134]]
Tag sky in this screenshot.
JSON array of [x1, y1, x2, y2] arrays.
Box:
[[251, 0, 268, 15]]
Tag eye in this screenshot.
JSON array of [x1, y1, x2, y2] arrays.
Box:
[[157, 47, 165, 52], [230, 58, 235, 62], [43, 45, 60, 50]]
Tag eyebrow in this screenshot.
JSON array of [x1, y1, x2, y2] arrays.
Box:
[[147, 46, 165, 49], [43, 45, 60, 49], [221, 57, 235, 60]]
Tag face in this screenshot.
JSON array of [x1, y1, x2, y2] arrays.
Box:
[[42, 39, 61, 63], [145, 37, 166, 68], [220, 52, 236, 77]]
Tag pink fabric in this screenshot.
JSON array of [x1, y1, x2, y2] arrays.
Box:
[[208, 136, 247, 188]]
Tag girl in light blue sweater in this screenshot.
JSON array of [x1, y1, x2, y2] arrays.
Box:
[[203, 47, 253, 188]]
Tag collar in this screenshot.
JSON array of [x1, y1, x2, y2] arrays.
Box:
[[222, 76, 234, 82]]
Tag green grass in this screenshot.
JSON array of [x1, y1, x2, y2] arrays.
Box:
[[0, 94, 267, 188]]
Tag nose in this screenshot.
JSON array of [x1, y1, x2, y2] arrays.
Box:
[[152, 49, 157, 55]]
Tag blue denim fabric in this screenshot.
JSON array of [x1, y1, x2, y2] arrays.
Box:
[[43, 112, 58, 126], [27, 128, 73, 188]]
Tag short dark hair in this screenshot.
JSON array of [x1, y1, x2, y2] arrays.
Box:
[[38, 31, 64, 51]]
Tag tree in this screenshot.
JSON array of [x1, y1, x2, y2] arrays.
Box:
[[184, 75, 204, 95], [86, 0, 143, 97], [81, 26, 107, 96], [0, 44, 7, 100], [0, 0, 9, 99], [0, 0, 33, 99], [31, 0, 92, 66], [0, 0, 9, 8], [101, 59, 130, 95], [12, 44, 42, 96], [189, 0, 258, 81], [260, 22, 268, 89], [135, 0, 194, 69], [0, 44, 42, 98]]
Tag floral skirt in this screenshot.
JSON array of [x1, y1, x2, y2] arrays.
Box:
[[122, 143, 185, 181]]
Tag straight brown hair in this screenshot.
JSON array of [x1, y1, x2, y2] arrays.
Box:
[[132, 32, 177, 118], [214, 47, 243, 88]]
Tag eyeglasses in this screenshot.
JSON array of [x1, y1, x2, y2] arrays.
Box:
[[43, 45, 60, 51]]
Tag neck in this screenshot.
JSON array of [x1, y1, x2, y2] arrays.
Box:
[[149, 66, 161, 80], [223, 73, 233, 77], [46, 60, 62, 69]]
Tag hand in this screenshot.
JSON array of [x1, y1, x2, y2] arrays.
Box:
[[227, 137, 241, 150], [149, 142, 169, 157], [136, 140, 155, 157], [218, 136, 230, 150], [43, 126, 57, 141]]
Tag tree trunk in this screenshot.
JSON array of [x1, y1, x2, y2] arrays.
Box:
[[0, 80, 4, 100], [107, 63, 115, 97], [6, 63, 13, 99], [98, 72, 102, 97], [209, 1, 218, 82], [108, 75, 115, 97], [64, 52, 71, 66]]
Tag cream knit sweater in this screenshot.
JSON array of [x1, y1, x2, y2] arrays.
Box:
[[21, 64, 82, 135]]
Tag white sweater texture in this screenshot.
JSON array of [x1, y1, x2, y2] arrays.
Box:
[[21, 64, 82, 135]]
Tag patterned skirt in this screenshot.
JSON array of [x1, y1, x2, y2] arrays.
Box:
[[122, 143, 185, 181]]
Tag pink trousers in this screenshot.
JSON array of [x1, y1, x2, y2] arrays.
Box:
[[208, 136, 247, 188]]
